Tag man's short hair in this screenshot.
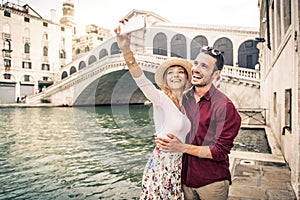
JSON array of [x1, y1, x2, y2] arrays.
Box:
[[200, 46, 224, 70]]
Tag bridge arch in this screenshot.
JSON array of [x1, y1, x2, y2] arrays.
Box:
[[88, 55, 97, 65], [190, 35, 208, 60], [153, 32, 168, 56], [70, 66, 76, 75], [61, 71, 68, 79], [99, 48, 108, 59], [73, 65, 156, 106], [171, 34, 187, 58], [238, 40, 259, 69], [111, 42, 120, 55], [213, 37, 233, 66], [78, 61, 86, 70]]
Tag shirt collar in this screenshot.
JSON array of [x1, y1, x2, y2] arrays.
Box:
[[184, 84, 217, 102]]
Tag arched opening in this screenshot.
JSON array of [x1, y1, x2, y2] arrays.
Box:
[[213, 37, 233, 66], [153, 32, 167, 56], [238, 40, 259, 69], [190, 35, 208, 60], [171, 34, 187, 58]]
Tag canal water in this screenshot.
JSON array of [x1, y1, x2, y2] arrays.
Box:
[[0, 105, 270, 199]]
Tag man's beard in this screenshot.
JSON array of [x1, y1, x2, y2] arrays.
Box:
[[192, 75, 213, 88], [193, 82, 209, 87]]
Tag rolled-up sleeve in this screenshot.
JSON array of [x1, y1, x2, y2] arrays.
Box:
[[210, 102, 241, 161]]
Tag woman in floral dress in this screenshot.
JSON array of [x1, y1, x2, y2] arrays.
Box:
[[115, 22, 191, 199]]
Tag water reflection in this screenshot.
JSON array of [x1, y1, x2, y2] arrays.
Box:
[[0, 106, 155, 199]]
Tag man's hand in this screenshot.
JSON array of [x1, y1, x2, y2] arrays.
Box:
[[155, 134, 188, 153]]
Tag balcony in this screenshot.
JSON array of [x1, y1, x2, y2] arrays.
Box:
[[41, 40, 48, 46], [2, 32, 11, 40], [2, 49, 12, 58], [23, 37, 30, 44], [41, 56, 48, 62], [23, 53, 30, 60]]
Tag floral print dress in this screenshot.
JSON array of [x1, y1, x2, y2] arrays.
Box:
[[140, 147, 184, 200]]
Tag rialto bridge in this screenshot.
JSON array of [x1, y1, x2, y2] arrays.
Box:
[[26, 50, 260, 108], [27, 10, 261, 108]]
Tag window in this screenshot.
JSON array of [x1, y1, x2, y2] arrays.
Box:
[[4, 73, 11, 79], [43, 33, 48, 40], [43, 46, 48, 56], [22, 61, 32, 69], [284, 89, 292, 129], [24, 17, 30, 22], [271, 2, 275, 53], [273, 92, 277, 116], [85, 46, 90, 52], [59, 50, 66, 59], [24, 43, 30, 53], [43, 22, 48, 27], [24, 75, 30, 81], [283, 0, 291, 33], [3, 39, 11, 51], [42, 76, 49, 81], [4, 10, 11, 17], [4, 59, 11, 67], [41, 64, 50, 71], [276, 0, 281, 48], [76, 48, 80, 54], [61, 27, 65, 31]]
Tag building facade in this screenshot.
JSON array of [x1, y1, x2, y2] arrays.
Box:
[[72, 24, 112, 60], [0, 1, 73, 103], [258, 0, 299, 198]]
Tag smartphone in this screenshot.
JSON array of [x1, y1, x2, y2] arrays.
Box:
[[119, 15, 145, 34]]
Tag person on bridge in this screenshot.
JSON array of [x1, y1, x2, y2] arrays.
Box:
[[115, 23, 192, 199], [156, 46, 241, 200]]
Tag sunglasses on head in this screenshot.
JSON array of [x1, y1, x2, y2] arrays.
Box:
[[201, 46, 222, 56]]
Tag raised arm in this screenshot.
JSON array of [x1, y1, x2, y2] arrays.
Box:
[[114, 26, 142, 78]]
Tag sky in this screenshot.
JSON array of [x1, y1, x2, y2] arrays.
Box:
[[5, 0, 260, 35]]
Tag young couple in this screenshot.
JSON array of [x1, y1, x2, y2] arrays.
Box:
[[115, 24, 241, 200]]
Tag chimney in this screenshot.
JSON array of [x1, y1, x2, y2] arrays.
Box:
[[50, 9, 56, 22]]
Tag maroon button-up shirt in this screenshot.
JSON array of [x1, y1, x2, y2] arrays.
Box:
[[182, 85, 241, 187]]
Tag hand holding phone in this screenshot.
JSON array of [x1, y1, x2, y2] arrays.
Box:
[[119, 15, 145, 34]]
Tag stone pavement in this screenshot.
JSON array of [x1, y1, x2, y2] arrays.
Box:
[[228, 125, 297, 200]]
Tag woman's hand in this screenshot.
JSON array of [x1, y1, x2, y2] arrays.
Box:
[[114, 22, 131, 54]]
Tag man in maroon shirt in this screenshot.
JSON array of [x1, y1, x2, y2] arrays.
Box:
[[156, 46, 241, 200]]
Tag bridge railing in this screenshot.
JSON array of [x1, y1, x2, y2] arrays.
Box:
[[222, 65, 260, 82]]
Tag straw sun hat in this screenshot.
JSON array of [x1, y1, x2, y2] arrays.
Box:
[[155, 57, 192, 89]]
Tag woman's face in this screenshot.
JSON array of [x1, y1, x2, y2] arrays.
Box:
[[165, 66, 188, 91]]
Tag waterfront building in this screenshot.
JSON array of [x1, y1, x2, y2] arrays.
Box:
[[0, 0, 111, 104], [72, 24, 112, 60], [59, 0, 112, 60], [258, 0, 300, 198], [0, 1, 73, 103]]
